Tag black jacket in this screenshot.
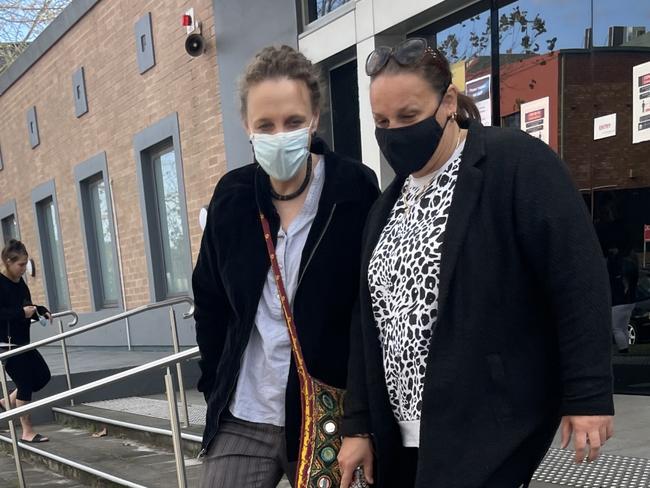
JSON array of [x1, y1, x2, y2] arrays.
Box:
[[342, 121, 614, 487], [193, 138, 379, 458], [0, 273, 49, 346]]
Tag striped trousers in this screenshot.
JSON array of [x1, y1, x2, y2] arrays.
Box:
[[200, 411, 296, 488]]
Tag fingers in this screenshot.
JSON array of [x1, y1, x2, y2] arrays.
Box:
[[606, 418, 615, 440], [364, 455, 375, 484], [574, 430, 588, 463], [560, 417, 572, 449], [587, 430, 602, 462], [340, 466, 353, 488], [599, 424, 608, 448]]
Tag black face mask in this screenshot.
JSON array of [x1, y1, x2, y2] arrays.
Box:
[[375, 104, 449, 177]]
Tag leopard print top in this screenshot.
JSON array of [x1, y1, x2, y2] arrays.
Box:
[[368, 140, 464, 443]]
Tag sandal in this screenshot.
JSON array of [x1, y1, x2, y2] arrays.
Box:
[[22, 433, 49, 443]]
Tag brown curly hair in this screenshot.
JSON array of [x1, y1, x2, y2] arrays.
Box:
[[239, 45, 322, 119]]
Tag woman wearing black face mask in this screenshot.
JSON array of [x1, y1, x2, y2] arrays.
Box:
[[338, 38, 614, 488]]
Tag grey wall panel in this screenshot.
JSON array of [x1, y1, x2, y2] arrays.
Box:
[[30, 302, 197, 347], [30, 309, 128, 346], [72, 66, 89, 117], [134, 12, 155, 74], [212, 0, 299, 170], [27, 106, 40, 148]]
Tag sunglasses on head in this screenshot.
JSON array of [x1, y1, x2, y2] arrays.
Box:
[[365, 37, 449, 77]]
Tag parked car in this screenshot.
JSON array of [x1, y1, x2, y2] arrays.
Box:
[[628, 269, 650, 345]]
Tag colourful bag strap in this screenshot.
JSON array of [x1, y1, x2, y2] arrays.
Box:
[[259, 212, 316, 488], [259, 212, 310, 374]]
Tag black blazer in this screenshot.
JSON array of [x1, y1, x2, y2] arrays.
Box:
[[193, 138, 379, 458], [342, 121, 614, 487]]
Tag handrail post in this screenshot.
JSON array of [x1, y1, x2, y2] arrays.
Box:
[[0, 361, 26, 487], [169, 308, 189, 428], [58, 319, 74, 406], [165, 367, 187, 488]]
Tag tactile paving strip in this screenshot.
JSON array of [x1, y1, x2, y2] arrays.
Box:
[[86, 397, 207, 426], [532, 448, 650, 487]]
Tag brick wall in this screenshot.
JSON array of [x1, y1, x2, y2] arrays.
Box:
[[0, 0, 227, 313], [562, 50, 650, 191]]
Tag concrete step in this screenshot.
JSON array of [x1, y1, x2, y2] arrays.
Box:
[[53, 404, 203, 458], [0, 451, 88, 487], [0, 423, 202, 487]]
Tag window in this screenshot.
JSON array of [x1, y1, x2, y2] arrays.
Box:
[[1, 215, 18, 245], [0, 200, 20, 245], [86, 177, 118, 306], [75, 153, 120, 310], [134, 113, 192, 301], [409, 4, 494, 126], [501, 111, 520, 129], [150, 144, 191, 297], [317, 48, 362, 162], [34, 194, 69, 312], [303, 0, 351, 24], [329, 58, 362, 161]]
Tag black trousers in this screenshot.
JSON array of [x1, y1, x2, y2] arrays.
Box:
[[5, 349, 50, 402]]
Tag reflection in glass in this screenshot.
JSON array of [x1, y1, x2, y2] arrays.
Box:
[[1, 215, 18, 244], [153, 148, 190, 296], [38, 197, 69, 312], [88, 177, 118, 307], [410, 9, 493, 126], [306, 0, 350, 23]]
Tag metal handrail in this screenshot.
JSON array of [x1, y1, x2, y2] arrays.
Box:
[[50, 310, 79, 328], [0, 347, 200, 488], [0, 347, 199, 422], [0, 296, 194, 362], [0, 296, 196, 487]]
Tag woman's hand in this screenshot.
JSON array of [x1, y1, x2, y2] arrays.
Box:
[[45, 312, 53, 324], [338, 436, 374, 488], [561, 415, 614, 463], [23, 306, 36, 319]]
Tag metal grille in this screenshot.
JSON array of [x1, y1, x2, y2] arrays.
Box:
[[532, 448, 650, 487], [85, 397, 207, 426]]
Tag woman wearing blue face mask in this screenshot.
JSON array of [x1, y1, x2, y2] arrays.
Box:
[[338, 38, 614, 488], [194, 45, 379, 488]]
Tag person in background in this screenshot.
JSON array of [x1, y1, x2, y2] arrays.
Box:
[[338, 38, 614, 488], [194, 45, 379, 487], [0, 239, 52, 443]]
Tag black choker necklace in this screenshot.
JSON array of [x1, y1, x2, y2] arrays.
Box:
[[270, 157, 312, 201]]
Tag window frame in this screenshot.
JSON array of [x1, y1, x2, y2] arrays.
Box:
[[0, 200, 20, 245], [133, 113, 192, 302], [31, 180, 70, 312], [74, 152, 122, 311]]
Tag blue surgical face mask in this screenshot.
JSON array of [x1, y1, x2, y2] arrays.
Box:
[[250, 124, 312, 182]]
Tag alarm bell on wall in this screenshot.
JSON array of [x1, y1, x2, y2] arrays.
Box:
[[185, 32, 205, 57]]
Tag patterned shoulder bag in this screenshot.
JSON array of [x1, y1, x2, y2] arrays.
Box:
[[260, 212, 344, 488]]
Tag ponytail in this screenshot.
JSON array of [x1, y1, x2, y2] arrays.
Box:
[[456, 93, 481, 127]]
